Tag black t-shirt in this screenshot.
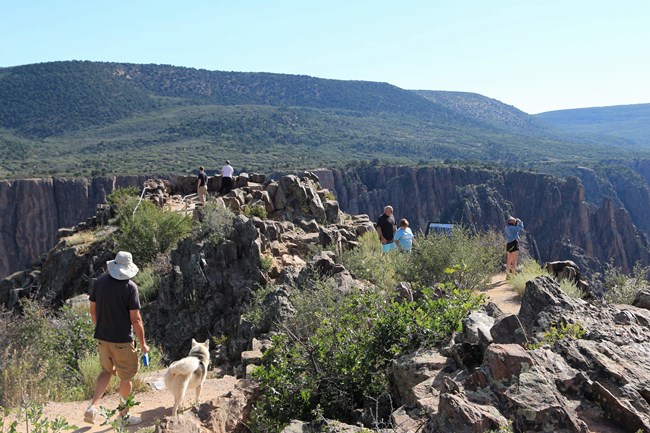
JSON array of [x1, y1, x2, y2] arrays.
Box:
[[197, 171, 208, 187], [89, 274, 141, 343], [376, 213, 396, 241]]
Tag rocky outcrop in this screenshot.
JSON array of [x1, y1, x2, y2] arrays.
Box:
[[324, 166, 650, 274], [387, 276, 650, 433]]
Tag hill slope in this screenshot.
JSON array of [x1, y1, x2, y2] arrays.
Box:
[[1, 61, 648, 178], [536, 103, 650, 145]]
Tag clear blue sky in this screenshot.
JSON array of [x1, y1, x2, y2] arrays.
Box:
[[2, 0, 648, 114]]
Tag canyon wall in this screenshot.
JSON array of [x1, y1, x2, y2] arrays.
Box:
[[329, 165, 650, 273], [0, 176, 151, 278], [1, 165, 649, 279]]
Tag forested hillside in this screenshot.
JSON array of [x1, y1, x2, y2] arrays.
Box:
[[0, 61, 648, 179], [536, 103, 650, 145]]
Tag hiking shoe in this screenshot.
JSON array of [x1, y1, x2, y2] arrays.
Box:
[[117, 414, 142, 426], [84, 405, 98, 424]]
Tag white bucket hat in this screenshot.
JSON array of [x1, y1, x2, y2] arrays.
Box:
[[107, 251, 139, 280]]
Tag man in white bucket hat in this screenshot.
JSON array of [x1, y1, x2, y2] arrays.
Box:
[[84, 251, 149, 425]]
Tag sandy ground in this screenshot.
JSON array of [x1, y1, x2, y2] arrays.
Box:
[[483, 273, 521, 315], [8, 371, 238, 433]]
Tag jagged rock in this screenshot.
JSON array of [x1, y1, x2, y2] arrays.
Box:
[[426, 391, 507, 433], [391, 406, 426, 433], [235, 173, 249, 189], [311, 251, 337, 274], [324, 200, 342, 224], [296, 217, 320, 233], [633, 288, 650, 310], [395, 281, 415, 302], [200, 379, 259, 433], [252, 190, 274, 213], [390, 349, 457, 412], [281, 420, 370, 433], [241, 349, 263, 367], [490, 314, 527, 345], [155, 415, 205, 433], [484, 344, 534, 382], [273, 174, 326, 223], [518, 275, 584, 331], [462, 311, 494, 349], [256, 286, 295, 333], [249, 173, 266, 184]]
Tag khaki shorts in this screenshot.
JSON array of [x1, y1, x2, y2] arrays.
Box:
[[97, 340, 139, 381]]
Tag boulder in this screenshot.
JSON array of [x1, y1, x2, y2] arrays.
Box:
[[483, 344, 534, 382], [633, 288, 650, 310], [490, 314, 527, 345]]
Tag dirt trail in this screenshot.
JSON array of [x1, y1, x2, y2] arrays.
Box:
[[482, 273, 521, 315], [10, 371, 238, 433]]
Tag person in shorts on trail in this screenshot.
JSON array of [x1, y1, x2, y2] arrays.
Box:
[[376, 205, 397, 255], [394, 218, 415, 253], [504, 216, 524, 274], [84, 251, 149, 426]]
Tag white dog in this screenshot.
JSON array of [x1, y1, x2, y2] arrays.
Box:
[[164, 338, 210, 417]]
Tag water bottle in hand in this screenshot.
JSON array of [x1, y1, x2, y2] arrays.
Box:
[[141, 353, 149, 367]]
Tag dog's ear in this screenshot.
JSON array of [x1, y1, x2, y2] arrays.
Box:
[[203, 339, 210, 347], [191, 338, 197, 346]]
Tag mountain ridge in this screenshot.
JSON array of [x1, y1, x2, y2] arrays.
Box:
[[2, 61, 648, 179]]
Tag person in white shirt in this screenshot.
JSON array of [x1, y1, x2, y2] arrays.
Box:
[[219, 160, 234, 195]]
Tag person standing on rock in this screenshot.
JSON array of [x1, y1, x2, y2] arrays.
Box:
[[197, 166, 208, 205], [219, 160, 234, 195], [376, 205, 397, 255], [505, 216, 524, 274], [85, 251, 149, 426]]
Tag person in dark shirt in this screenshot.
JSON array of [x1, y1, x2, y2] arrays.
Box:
[[84, 251, 149, 426], [197, 166, 208, 205], [376, 205, 397, 255]]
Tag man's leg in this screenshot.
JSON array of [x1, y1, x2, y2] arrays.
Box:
[[90, 370, 112, 407]]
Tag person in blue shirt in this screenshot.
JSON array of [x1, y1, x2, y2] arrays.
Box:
[[504, 216, 524, 274], [394, 218, 414, 253]]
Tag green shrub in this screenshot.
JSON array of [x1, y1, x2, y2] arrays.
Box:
[[196, 200, 235, 245], [115, 199, 192, 265], [0, 301, 95, 406], [106, 186, 139, 209], [242, 204, 267, 219], [508, 259, 549, 296], [398, 227, 502, 290], [251, 279, 484, 431], [260, 254, 273, 274], [340, 231, 405, 290], [528, 322, 585, 350], [559, 279, 584, 299], [603, 262, 650, 304], [133, 266, 159, 303], [0, 402, 77, 432]]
